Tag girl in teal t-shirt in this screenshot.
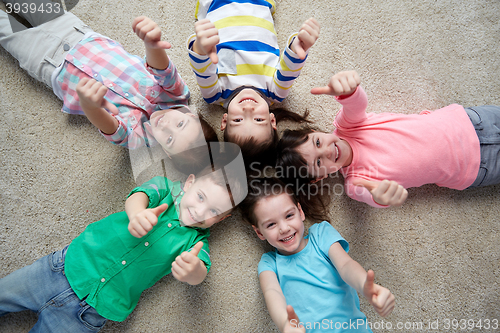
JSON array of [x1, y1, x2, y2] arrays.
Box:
[[240, 178, 395, 332]]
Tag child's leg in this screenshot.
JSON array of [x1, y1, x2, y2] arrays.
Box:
[[3, 0, 64, 29], [0, 8, 92, 88], [465, 105, 500, 187], [0, 247, 107, 332]]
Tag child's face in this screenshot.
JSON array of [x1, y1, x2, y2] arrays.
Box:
[[222, 88, 276, 145], [252, 193, 307, 256], [296, 132, 353, 180], [179, 174, 232, 228], [150, 108, 205, 156]]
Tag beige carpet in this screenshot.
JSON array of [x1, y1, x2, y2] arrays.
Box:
[[1, 0, 500, 332]]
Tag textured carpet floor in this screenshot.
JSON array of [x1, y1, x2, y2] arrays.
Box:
[[1, 0, 499, 332]]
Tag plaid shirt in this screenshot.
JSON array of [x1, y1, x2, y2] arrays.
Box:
[[55, 36, 190, 149]]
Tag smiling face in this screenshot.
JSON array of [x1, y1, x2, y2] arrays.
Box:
[[222, 88, 276, 145], [150, 108, 206, 156], [296, 132, 353, 180], [179, 173, 233, 228], [252, 193, 307, 256]]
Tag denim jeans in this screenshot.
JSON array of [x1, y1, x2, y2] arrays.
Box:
[[0, 246, 107, 332], [465, 105, 500, 188]]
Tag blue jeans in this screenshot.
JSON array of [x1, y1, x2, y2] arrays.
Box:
[[0, 247, 107, 332], [465, 105, 500, 188]]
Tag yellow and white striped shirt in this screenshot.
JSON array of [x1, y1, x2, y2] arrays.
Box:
[[187, 0, 308, 106]]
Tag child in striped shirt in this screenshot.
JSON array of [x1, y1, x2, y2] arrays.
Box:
[[187, 0, 319, 167]]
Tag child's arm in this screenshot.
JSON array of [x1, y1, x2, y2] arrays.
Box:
[[329, 242, 395, 317], [192, 18, 220, 64], [171, 241, 208, 285], [352, 178, 408, 207], [290, 18, 320, 60], [125, 192, 169, 238], [132, 16, 171, 70], [259, 271, 306, 333], [76, 78, 120, 135]]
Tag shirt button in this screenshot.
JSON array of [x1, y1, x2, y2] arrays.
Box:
[[101, 278, 106, 282], [108, 84, 113, 88], [144, 242, 149, 247], [93, 73, 98, 77], [122, 260, 126, 265], [63, 43, 70, 51], [168, 223, 172, 228], [125, 93, 129, 97]]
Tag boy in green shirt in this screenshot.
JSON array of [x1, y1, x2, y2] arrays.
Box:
[[0, 162, 246, 332]]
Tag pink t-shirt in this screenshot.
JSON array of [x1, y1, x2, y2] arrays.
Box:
[[335, 87, 480, 207]]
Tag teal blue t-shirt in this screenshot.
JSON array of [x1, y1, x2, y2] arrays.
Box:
[[258, 221, 372, 333]]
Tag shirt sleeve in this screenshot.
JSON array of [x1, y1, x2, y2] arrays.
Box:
[[343, 178, 389, 208], [189, 235, 211, 273], [186, 34, 223, 105], [258, 251, 278, 275], [145, 58, 190, 104], [311, 221, 349, 255], [268, 33, 308, 102], [127, 176, 173, 208], [334, 86, 369, 128], [100, 113, 152, 149]]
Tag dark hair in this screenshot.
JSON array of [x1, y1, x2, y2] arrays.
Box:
[[240, 176, 330, 226], [276, 126, 316, 183], [224, 108, 311, 170], [170, 114, 219, 175], [195, 145, 248, 212]]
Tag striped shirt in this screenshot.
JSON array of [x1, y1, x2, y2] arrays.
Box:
[[53, 35, 190, 149], [187, 0, 307, 106]]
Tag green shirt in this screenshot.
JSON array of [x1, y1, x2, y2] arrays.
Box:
[[65, 177, 211, 322]]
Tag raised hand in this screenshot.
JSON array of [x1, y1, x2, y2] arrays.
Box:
[[282, 305, 306, 333], [352, 178, 408, 207], [132, 16, 171, 50], [362, 270, 395, 317], [76, 77, 119, 115], [311, 70, 360, 97], [128, 203, 169, 238], [171, 241, 207, 285], [193, 18, 220, 64], [291, 18, 320, 60]]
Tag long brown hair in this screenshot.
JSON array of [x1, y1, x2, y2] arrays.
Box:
[[276, 126, 316, 183], [239, 176, 330, 226]]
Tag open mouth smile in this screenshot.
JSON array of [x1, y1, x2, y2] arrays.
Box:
[[280, 232, 296, 243], [155, 114, 164, 127], [239, 98, 257, 104]]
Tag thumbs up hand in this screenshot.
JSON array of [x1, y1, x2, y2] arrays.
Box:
[[128, 203, 169, 238], [352, 179, 408, 207], [363, 270, 395, 317], [172, 241, 208, 285], [283, 305, 306, 333]]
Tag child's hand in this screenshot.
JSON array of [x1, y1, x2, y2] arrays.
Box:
[[172, 241, 207, 285], [311, 70, 360, 97], [193, 18, 220, 64], [132, 16, 171, 50], [363, 270, 395, 317], [76, 78, 119, 115], [128, 203, 169, 238], [282, 305, 306, 333], [353, 178, 408, 207], [291, 18, 320, 60]]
